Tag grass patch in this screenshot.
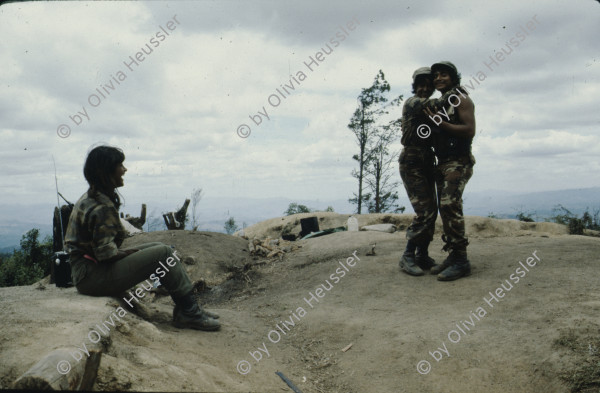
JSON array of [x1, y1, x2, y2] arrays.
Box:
[[555, 329, 600, 392]]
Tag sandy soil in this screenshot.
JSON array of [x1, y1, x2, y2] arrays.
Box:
[[2, 213, 599, 393]]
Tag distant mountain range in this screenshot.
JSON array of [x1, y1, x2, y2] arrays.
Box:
[[1, 187, 598, 250], [464, 187, 599, 220]]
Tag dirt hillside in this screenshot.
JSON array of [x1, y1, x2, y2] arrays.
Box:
[[1, 213, 599, 393]]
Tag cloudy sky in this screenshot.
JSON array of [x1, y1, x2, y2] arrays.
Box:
[[1, 0, 599, 240]]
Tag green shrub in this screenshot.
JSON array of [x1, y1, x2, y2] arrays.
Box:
[[0, 229, 52, 287], [568, 218, 584, 235], [516, 212, 535, 222], [284, 203, 312, 215], [224, 217, 239, 235], [548, 205, 600, 235]]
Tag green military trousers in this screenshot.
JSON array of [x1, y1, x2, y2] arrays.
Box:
[[399, 146, 438, 245], [72, 242, 193, 299], [435, 157, 474, 252]]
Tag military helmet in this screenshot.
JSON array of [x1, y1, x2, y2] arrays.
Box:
[[431, 61, 458, 74], [412, 66, 431, 82]]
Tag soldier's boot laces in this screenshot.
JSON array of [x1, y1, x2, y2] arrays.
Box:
[[437, 250, 471, 281], [432, 236, 458, 274], [399, 253, 425, 276]]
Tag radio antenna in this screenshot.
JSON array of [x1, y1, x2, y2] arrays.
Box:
[[52, 156, 66, 250]]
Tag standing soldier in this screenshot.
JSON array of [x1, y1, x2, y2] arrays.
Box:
[[425, 61, 476, 281], [398, 67, 440, 276]]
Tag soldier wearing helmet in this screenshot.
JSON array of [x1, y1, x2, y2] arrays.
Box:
[[398, 67, 442, 276], [424, 61, 476, 281]]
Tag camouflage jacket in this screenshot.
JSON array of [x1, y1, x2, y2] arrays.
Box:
[[401, 90, 456, 147], [65, 191, 127, 262]]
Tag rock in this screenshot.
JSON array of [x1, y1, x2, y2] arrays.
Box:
[[361, 224, 397, 233], [183, 256, 196, 265], [116, 321, 131, 335], [366, 244, 377, 256], [120, 218, 142, 235]]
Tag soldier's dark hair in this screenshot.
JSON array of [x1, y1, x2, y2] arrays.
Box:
[[449, 70, 461, 86], [433, 66, 462, 87], [84, 145, 125, 209], [412, 74, 433, 94]]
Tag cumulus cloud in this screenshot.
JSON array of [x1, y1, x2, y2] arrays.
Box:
[[0, 0, 598, 220]]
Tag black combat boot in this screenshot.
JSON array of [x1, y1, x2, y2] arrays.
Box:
[[172, 290, 220, 319], [430, 237, 453, 275], [399, 239, 424, 276], [205, 308, 220, 319], [430, 255, 452, 275], [415, 241, 436, 271], [173, 304, 220, 320], [437, 250, 471, 281], [172, 291, 221, 331], [400, 253, 425, 276]]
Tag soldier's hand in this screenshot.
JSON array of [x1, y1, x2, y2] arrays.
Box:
[[423, 107, 436, 120]]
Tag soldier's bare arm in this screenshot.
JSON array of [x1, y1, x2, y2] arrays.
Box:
[[424, 96, 475, 139]]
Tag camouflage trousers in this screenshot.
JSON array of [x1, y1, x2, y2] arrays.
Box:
[[399, 146, 438, 245], [435, 156, 474, 252]]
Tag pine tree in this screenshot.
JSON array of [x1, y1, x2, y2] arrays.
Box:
[[224, 217, 239, 235]]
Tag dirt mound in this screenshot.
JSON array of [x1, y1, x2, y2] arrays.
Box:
[[242, 212, 569, 240], [466, 216, 568, 237], [121, 230, 253, 286]]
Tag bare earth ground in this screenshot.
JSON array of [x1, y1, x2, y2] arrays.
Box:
[[1, 213, 600, 393]]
